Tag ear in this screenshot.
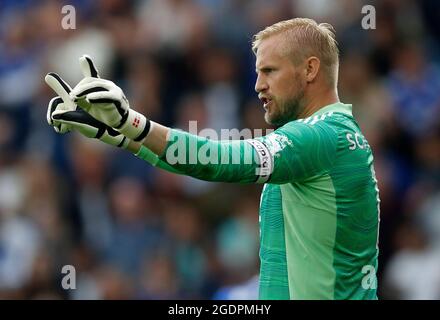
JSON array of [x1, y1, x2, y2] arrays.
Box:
[[305, 56, 320, 83]]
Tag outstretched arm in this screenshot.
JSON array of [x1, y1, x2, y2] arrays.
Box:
[[127, 123, 269, 184], [68, 55, 336, 185], [66, 55, 270, 184]]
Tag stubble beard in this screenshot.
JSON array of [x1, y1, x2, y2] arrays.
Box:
[[265, 87, 306, 126]]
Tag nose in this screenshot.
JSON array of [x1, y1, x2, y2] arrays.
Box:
[[254, 73, 268, 93]]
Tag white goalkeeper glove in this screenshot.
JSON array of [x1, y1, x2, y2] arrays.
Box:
[[45, 72, 130, 148], [70, 55, 151, 143]]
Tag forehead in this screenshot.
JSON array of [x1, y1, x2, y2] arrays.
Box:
[[255, 34, 289, 68]]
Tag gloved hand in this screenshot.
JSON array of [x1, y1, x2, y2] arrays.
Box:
[[45, 72, 130, 148], [70, 55, 151, 143]]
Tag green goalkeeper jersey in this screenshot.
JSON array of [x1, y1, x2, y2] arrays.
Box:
[[136, 102, 380, 300]]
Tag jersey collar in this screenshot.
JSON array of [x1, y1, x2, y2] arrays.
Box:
[[310, 102, 353, 117]]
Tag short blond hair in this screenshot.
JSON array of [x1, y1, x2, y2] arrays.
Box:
[[252, 18, 339, 87]]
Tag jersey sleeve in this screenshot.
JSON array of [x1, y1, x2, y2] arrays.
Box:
[[136, 129, 262, 183], [135, 144, 185, 175], [255, 120, 339, 183], [135, 120, 338, 184]]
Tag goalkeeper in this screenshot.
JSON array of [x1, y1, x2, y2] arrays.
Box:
[[46, 18, 380, 300]]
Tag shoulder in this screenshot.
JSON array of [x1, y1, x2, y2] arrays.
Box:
[[276, 111, 342, 144], [256, 113, 342, 159]]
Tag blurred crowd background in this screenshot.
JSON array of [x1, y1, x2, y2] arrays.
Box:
[[0, 0, 439, 299]]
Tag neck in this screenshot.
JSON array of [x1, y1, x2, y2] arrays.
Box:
[[298, 87, 339, 119]]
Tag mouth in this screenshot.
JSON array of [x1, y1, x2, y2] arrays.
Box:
[[260, 96, 273, 111]]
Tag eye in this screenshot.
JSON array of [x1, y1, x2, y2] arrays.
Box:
[[255, 67, 276, 76], [261, 68, 274, 74]]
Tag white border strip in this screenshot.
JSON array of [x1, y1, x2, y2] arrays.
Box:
[[247, 139, 273, 184]]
